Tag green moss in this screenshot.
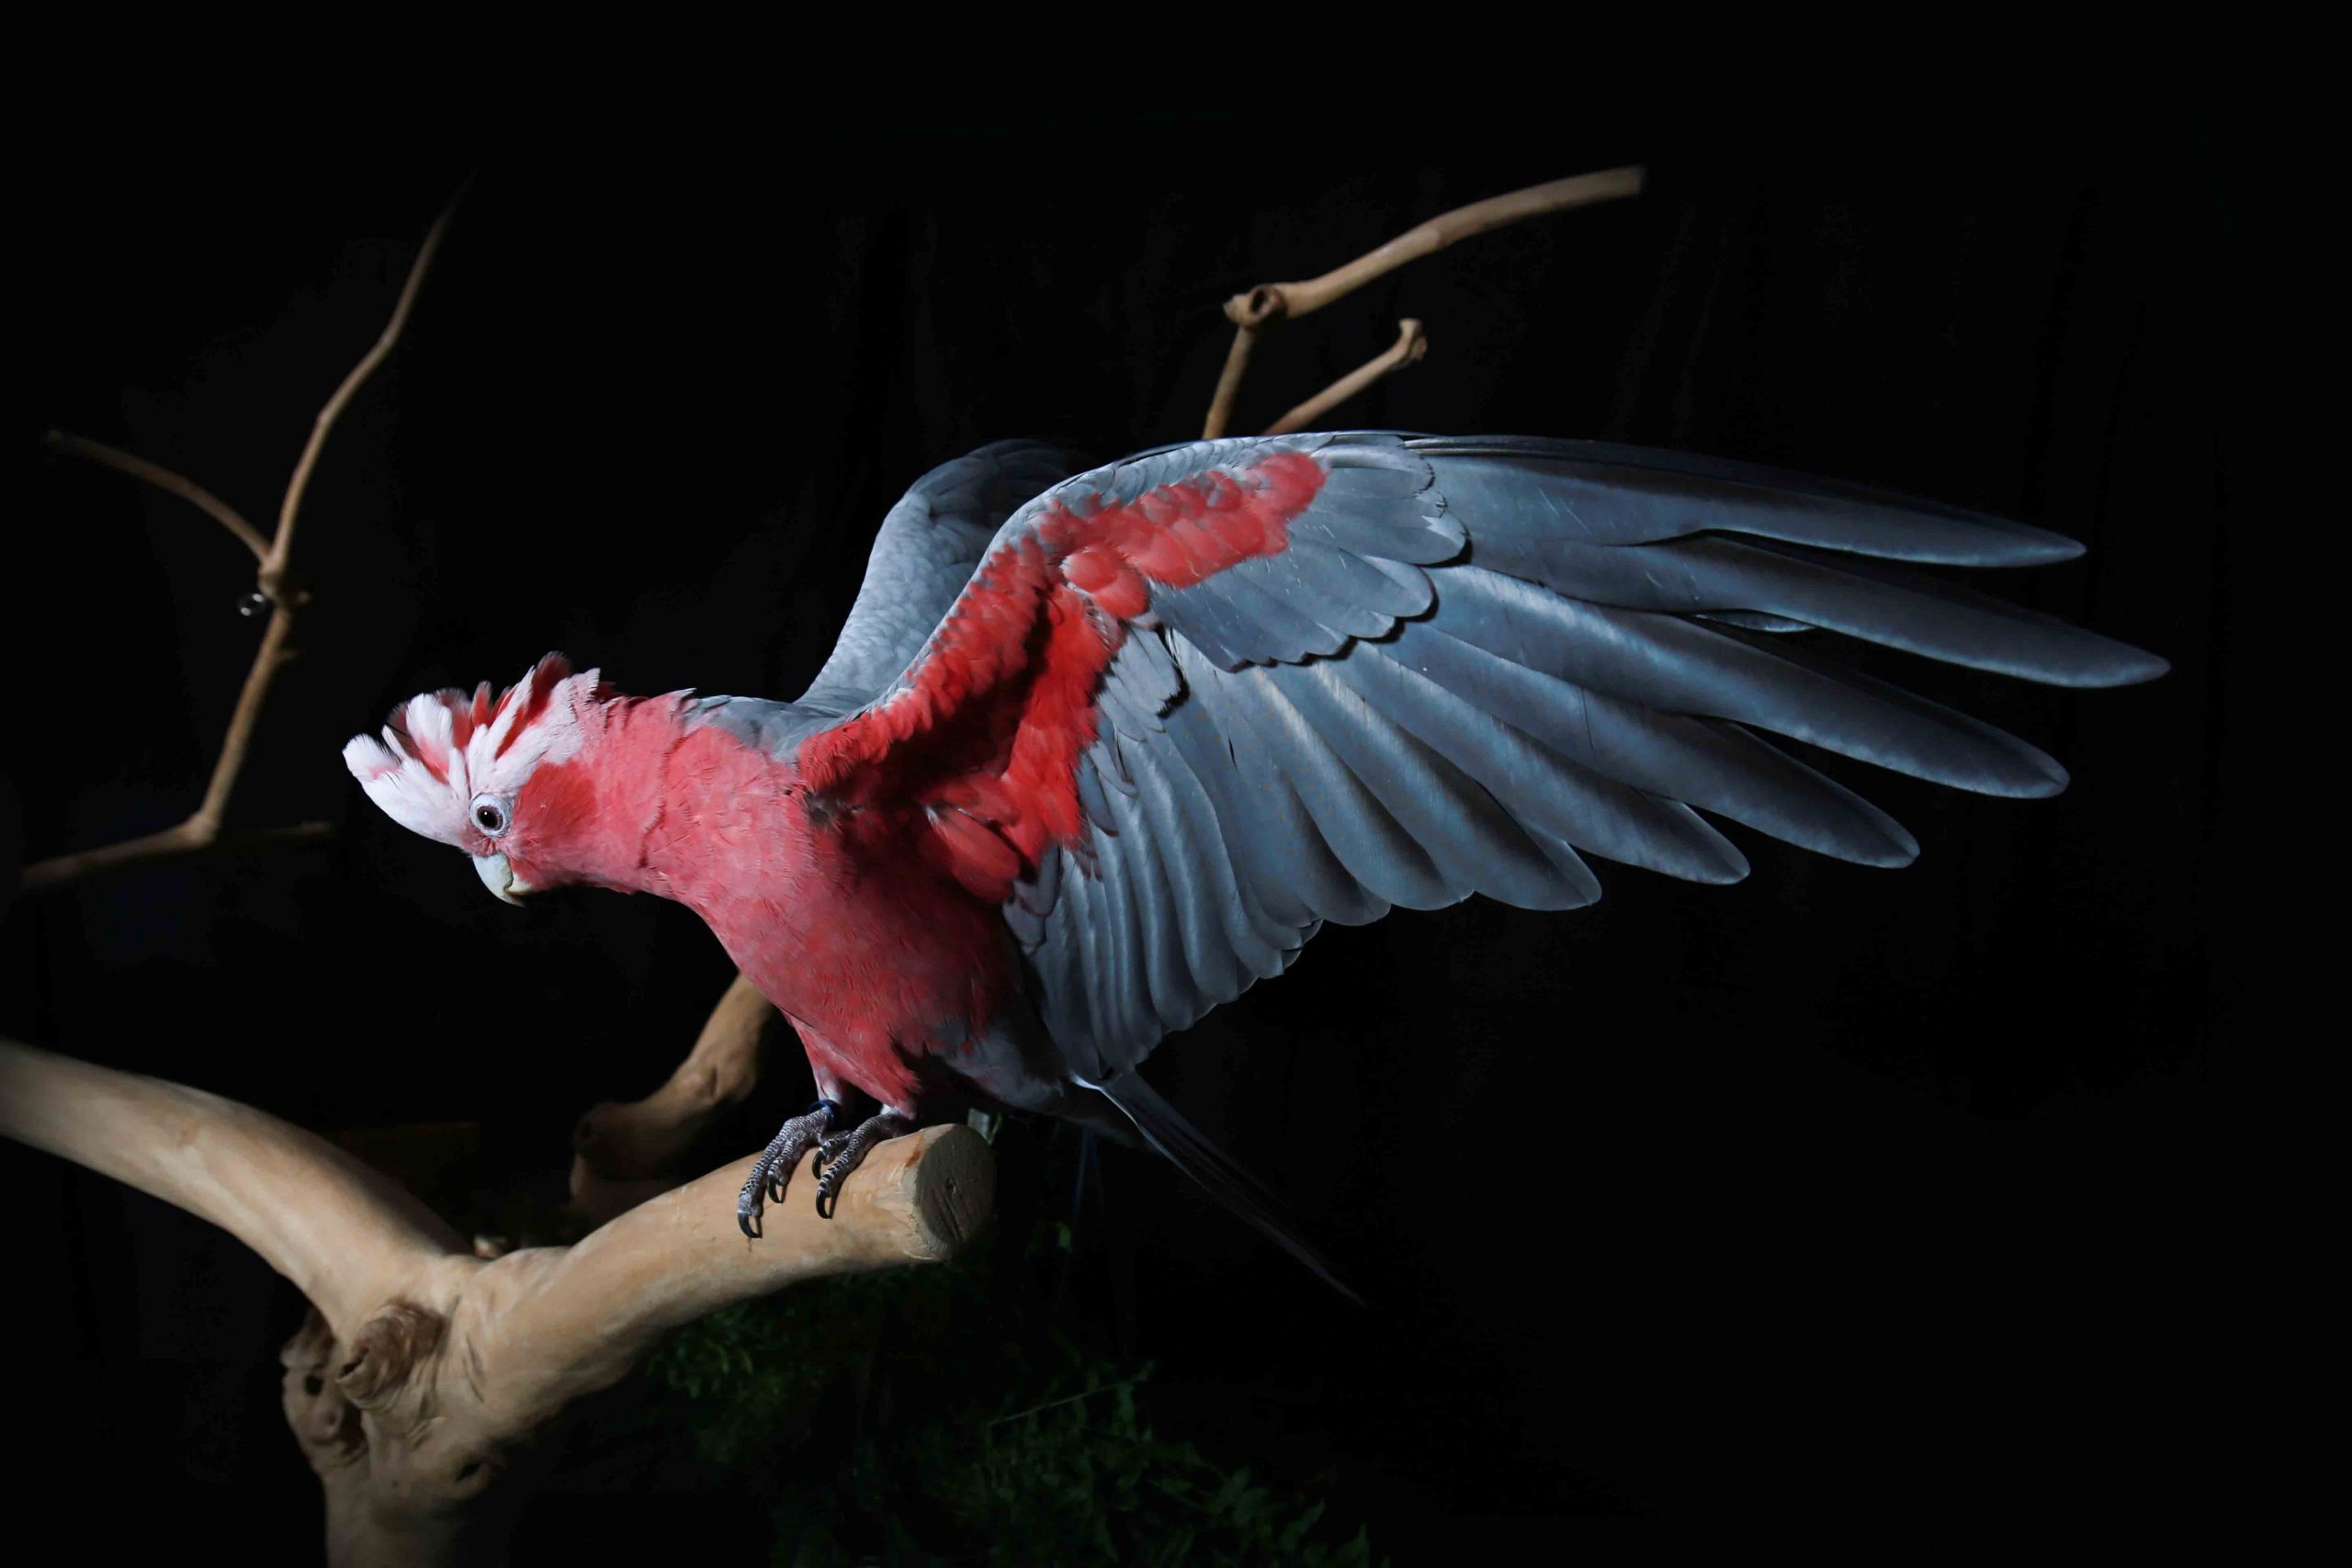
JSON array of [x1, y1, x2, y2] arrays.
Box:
[[649, 1227, 1377, 1565]]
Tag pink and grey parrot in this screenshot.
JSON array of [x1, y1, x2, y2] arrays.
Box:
[[345, 434, 2161, 1278]]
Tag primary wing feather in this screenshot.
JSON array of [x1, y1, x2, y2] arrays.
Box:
[[797, 433, 2164, 1078]]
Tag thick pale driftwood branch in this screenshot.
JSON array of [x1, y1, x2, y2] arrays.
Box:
[[482, 1125, 991, 1430], [1264, 319, 1429, 437], [22, 184, 466, 895], [40, 430, 270, 560], [3, 1033, 989, 1565], [568, 970, 781, 1222], [0, 1038, 461, 1339], [1201, 165, 1645, 439]]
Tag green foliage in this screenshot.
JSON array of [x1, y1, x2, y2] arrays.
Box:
[[646, 1292, 833, 1470], [899, 1366, 1373, 1567], [649, 1235, 1377, 1566]]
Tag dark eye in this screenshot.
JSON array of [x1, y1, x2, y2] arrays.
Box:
[[470, 794, 510, 836]]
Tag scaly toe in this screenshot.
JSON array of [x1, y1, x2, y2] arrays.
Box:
[[734, 1100, 839, 1240], [812, 1112, 915, 1214]]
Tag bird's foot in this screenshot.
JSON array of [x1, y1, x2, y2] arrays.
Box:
[[736, 1100, 839, 1239], [814, 1112, 916, 1217]]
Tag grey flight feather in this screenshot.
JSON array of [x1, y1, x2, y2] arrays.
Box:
[[799, 433, 2162, 1258], [797, 434, 2162, 1082]]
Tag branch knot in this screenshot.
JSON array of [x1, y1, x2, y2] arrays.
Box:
[[337, 1300, 447, 1410], [1224, 285, 1287, 329]]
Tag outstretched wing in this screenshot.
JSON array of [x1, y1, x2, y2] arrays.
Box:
[[795, 433, 2164, 1080], [798, 440, 1087, 715]]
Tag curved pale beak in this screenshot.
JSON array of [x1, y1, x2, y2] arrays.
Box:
[[472, 852, 527, 906]]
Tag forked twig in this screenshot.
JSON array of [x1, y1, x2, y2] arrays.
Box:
[[1202, 165, 1645, 439], [1264, 320, 1429, 437], [261, 183, 467, 608], [39, 431, 269, 561], [24, 184, 469, 894], [19, 816, 333, 890]]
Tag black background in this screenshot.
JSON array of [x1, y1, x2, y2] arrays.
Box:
[[6, 108, 2238, 1552]]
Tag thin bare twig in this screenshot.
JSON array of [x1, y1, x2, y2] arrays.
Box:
[[1227, 166, 1645, 329], [261, 180, 469, 607], [1201, 323, 1261, 442], [22, 182, 468, 894], [18, 817, 333, 892], [40, 430, 270, 560], [194, 602, 298, 836], [1264, 320, 1428, 437], [1201, 165, 1645, 439]]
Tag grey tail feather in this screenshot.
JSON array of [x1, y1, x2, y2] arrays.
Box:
[[1084, 1071, 1364, 1305]]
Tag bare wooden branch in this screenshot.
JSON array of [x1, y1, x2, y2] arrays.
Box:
[[1201, 322, 1261, 440], [568, 970, 780, 1223], [17, 597, 334, 891], [40, 429, 271, 560], [1201, 165, 1645, 439], [1264, 320, 1429, 437], [194, 600, 298, 830], [4, 1032, 989, 1564], [21, 183, 468, 894], [17, 817, 333, 893], [484, 1124, 992, 1429], [1225, 166, 1646, 330], [0, 1038, 462, 1340], [260, 180, 468, 607]]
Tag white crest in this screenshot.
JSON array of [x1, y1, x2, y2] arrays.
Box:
[[343, 654, 600, 847]]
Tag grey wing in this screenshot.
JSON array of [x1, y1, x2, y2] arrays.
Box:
[[797, 440, 1086, 714], [995, 434, 2165, 1084]]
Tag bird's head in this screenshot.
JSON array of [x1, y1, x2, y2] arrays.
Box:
[[344, 652, 613, 905]]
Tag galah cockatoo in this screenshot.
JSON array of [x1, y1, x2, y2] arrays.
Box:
[[346, 434, 2161, 1280]]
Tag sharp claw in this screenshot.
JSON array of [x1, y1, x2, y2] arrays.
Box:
[[815, 1155, 850, 1220], [807, 1112, 912, 1221], [736, 1100, 846, 1241]]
